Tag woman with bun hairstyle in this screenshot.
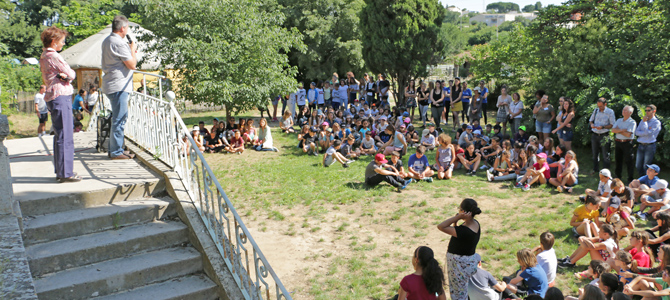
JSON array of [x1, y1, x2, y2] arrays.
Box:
[[600, 272, 622, 299], [437, 198, 482, 300], [398, 246, 446, 300]]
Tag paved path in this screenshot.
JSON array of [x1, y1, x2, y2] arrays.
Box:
[[6, 133, 160, 203]]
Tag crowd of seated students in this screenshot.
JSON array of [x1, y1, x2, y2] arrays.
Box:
[[189, 117, 278, 155]]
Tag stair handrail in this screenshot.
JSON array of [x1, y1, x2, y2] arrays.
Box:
[[92, 71, 292, 300]]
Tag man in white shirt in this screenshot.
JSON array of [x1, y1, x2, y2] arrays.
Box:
[[34, 85, 48, 136]]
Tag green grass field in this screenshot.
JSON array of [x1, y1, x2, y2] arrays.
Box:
[[182, 110, 664, 300]]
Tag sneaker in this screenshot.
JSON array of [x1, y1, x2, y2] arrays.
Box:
[[425, 177, 434, 183], [342, 163, 349, 168], [558, 260, 576, 268], [572, 227, 580, 238], [522, 184, 530, 191], [558, 255, 571, 263], [557, 186, 564, 193], [486, 170, 493, 182], [480, 165, 487, 170], [579, 196, 586, 202], [346, 160, 355, 164], [515, 182, 523, 188], [639, 212, 648, 221], [312, 152, 319, 156], [273, 147, 278, 152], [630, 215, 637, 224], [404, 179, 412, 186], [407, 178, 414, 184], [470, 170, 476, 176]]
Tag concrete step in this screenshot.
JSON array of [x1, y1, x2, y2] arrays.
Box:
[[27, 221, 188, 277], [95, 274, 218, 300], [22, 198, 175, 246], [34, 247, 203, 300], [18, 178, 165, 217]]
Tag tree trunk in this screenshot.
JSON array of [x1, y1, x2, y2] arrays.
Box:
[[396, 72, 409, 109]]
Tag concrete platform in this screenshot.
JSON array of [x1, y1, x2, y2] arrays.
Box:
[[6, 133, 162, 204]]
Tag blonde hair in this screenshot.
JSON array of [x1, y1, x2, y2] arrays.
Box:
[[517, 248, 537, 268], [566, 150, 578, 167], [610, 178, 624, 189]]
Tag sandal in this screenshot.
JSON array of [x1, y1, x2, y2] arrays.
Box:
[[566, 187, 573, 194], [574, 270, 592, 280], [59, 175, 82, 183], [56, 172, 77, 180]]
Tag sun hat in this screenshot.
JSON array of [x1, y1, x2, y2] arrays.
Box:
[[375, 153, 388, 164], [327, 128, 333, 133], [652, 179, 668, 190], [192, 126, 199, 131], [422, 129, 430, 136], [380, 115, 388, 120], [600, 168, 612, 178]]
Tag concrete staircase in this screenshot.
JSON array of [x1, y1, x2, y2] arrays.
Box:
[[19, 171, 218, 299]]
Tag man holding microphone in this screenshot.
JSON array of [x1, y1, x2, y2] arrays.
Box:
[[102, 15, 136, 160]]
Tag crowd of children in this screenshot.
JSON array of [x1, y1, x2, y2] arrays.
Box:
[[189, 117, 278, 155]]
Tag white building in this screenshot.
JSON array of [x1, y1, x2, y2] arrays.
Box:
[[469, 11, 536, 26]]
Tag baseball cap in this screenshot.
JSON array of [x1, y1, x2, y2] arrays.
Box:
[[466, 125, 473, 130], [422, 129, 430, 136], [375, 153, 388, 164], [482, 136, 490, 143], [403, 112, 409, 117], [519, 126, 526, 131], [327, 128, 333, 132], [647, 164, 661, 173], [600, 168, 612, 178], [213, 118, 219, 121], [310, 126, 318, 132], [192, 126, 199, 131], [400, 124, 406, 129], [652, 179, 668, 190], [473, 130, 481, 136], [428, 123, 435, 127], [310, 82, 316, 86], [321, 122, 329, 127], [380, 115, 387, 120], [536, 152, 547, 159], [404, 117, 411, 124], [609, 196, 621, 208]]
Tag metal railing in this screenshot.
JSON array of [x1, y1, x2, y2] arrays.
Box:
[[90, 71, 292, 300]]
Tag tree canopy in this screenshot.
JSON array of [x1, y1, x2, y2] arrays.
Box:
[[138, 0, 304, 114], [470, 0, 670, 159], [360, 0, 443, 104], [486, 2, 520, 13]]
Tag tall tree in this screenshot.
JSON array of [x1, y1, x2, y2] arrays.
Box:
[[0, 1, 42, 58], [278, 0, 365, 83], [139, 0, 304, 115], [360, 0, 443, 105], [57, 0, 120, 46], [486, 2, 520, 13]]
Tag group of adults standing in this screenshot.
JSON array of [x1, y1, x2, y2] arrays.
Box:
[[39, 15, 136, 182]]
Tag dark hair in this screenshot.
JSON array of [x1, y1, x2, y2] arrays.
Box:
[[540, 232, 554, 250], [658, 211, 670, 235], [585, 195, 600, 206], [562, 98, 575, 115], [597, 97, 608, 104], [535, 90, 545, 98], [460, 198, 481, 216], [647, 104, 657, 112], [416, 145, 426, 154], [112, 15, 129, 32], [601, 223, 618, 242], [333, 140, 342, 147], [583, 284, 607, 300], [414, 246, 445, 295], [600, 272, 621, 298], [78, 89, 86, 96], [556, 144, 567, 157], [590, 259, 609, 277], [198, 121, 205, 125], [525, 295, 543, 300], [612, 291, 632, 300], [41, 26, 68, 48], [544, 287, 565, 300], [386, 124, 395, 133]]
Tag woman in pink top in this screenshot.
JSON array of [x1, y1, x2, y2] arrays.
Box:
[[398, 246, 447, 300], [39, 26, 80, 182]]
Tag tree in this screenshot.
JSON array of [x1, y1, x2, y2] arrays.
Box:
[[58, 0, 120, 46], [0, 2, 42, 58], [439, 23, 467, 55], [138, 0, 304, 115], [278, 0, 365, 83], [522, 4, 535, 12], [443, 9, 461, 24], [486, 2, 520, 13], [360, 0, 443, 106]]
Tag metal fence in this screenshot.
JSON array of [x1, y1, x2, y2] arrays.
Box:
[[89, 71, 292, 300]]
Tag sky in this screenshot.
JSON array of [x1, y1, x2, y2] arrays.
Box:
[[440, 0, 567, 13]]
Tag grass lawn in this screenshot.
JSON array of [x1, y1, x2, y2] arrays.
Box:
[[5, 110, 91, 140], [182, 110, 665, 300]]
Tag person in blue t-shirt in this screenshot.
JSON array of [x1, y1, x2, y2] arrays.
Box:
[[630, 164, 661, 200], [477, 80, 489, 125], [461, 82, 473, 124], [505, 248, 548, 298], [407, 145, 434, 182], [72, 89, 90, 115]]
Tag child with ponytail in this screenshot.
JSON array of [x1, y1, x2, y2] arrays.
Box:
[[398, 246, 446, 300], [624, 231, 653, 269], [614, 250, 636, 285], [559, 223, 619, 269], [504, 248, 549, 298]]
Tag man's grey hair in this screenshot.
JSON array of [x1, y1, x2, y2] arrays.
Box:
[[624, 105, 634, 113], [112, 15, 129, 32]]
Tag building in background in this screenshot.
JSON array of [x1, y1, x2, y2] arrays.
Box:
[[469, 11, 537, 26]]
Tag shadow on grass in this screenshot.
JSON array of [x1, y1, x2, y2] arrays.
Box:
[[344, 181, 370, 190]]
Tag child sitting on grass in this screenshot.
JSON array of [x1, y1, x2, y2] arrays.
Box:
[[550, 150, 579, 193], [228, 129, 245, 154], [573, 259, 609, 285], [420, 129, 436, 151], [359, 131, 377, 155], [407, 145, 434, 182], [533, 232, 557, 287], [280, 111, 294, 133], [579, 168, 613, 206], [504, 248, 549, 298], [630, 164, 661, 201], [623, 231, 653, 269], [435, 134, 455, 180], [613, 250, 636, 285], [593, 197, 635, 239], [388, 151, 409, 178], [468, 261, 507, 300], [558, 223, 618, 269], [458, 142, 481, 176], [340, 134, 360, 160], [623, 265, 670, 299], [569, 195, 601, 238], [323, 140, 353, 168], [487, 150, 515, 182], [515, 153, 550, 191]]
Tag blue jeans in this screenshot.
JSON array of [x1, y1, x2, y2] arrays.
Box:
[[636, 143, 656, 177], [107, 91, 129, 157], [535, 121, 551, 133]]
